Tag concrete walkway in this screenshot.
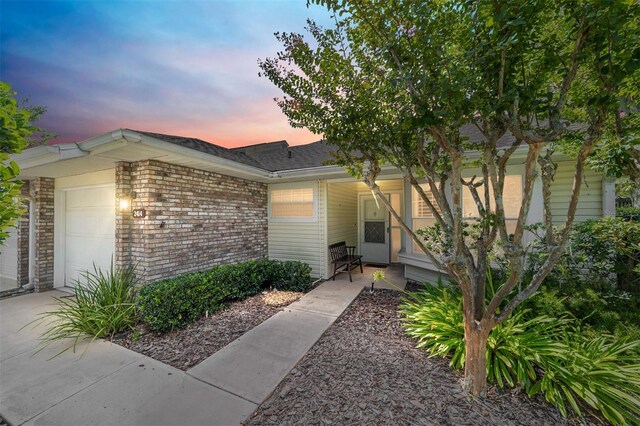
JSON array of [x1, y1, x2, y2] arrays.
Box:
[[187, 280, 363, 405], [0, 278, 370, 425]]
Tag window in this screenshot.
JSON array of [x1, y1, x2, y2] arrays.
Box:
[[462, 174, 523, 232], [270, 187, 315, 220], [412, 184, 441, 253]]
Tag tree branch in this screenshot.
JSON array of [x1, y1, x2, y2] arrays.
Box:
[[496, 121, 603, 323]]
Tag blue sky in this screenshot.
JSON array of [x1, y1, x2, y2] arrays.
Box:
[[1, 0, 333, 146]]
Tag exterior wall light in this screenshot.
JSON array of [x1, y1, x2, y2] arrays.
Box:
[[119, 191, 136, 212], [119, 198, 130, 211]]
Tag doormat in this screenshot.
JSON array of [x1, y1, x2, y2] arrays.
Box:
[[365, 263, 388, 269]]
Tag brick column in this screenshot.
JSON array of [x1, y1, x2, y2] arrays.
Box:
[[16, 182, 31, 286], [116, 161, 133, 267], [30, 178, 54, 292]]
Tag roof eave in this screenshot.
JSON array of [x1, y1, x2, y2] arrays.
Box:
[[131, 131, 272, 180]]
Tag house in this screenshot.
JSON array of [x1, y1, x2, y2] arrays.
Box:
[[0, 128, 615, 293]]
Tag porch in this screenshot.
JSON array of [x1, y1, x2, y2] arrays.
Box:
[[325, 179, 405, 279]]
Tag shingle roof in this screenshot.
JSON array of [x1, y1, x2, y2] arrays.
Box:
[[459, 122, 586, 149], [232, 139, 337, 171], [130, 129, 265, 169], [131, 123, 584, 173]]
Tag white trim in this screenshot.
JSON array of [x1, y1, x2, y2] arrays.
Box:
[[268, 181, 319, 223], [320, 180, 328, 279], [54, 190, 66, 288], [13, 128, 273, 182], [27, 198, 35, 286]]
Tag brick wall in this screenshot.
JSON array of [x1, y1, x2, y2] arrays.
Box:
[[17, 182, 31, 286], [116, 160, 268, 283], [30, 177, 54, 292]]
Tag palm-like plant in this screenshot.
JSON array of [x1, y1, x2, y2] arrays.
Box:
[[400, 283, 640, 425], [28, 261, 138, 358]]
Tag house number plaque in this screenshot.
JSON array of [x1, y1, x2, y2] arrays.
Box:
[[132, 209, 146, 219]]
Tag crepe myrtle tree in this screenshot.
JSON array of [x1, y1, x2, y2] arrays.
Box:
[[260, 0, 640, 395]]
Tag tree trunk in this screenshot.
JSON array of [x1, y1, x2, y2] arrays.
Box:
[[463, 319, 491, 397]]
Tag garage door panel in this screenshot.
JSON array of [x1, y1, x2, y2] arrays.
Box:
[[66, 186, 115, 209], [66, 216, 99, 235], [64, 186, 115, 287]]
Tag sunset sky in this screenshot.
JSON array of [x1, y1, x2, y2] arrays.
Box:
[[1, 1, 333, 147]]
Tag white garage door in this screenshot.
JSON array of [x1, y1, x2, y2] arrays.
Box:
[[0, 226, 19, 291], [64, 185, 116, 287]]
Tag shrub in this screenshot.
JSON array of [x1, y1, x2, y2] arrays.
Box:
[[270, 260, 314, 292], [525, 218, 640, 291], [400, 283, 640, 425], [32, 262, 138, 357], [138, 259, 312, 331], [617, 206, 640, 222], [212, 259, 274, 300], [137, 272, 230, 332]]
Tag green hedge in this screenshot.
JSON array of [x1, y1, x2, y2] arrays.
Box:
[[138, 259, 312, 331]]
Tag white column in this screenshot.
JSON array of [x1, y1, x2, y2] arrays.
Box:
[[602, 177, 616, 216], [524, 173, 544, 246]]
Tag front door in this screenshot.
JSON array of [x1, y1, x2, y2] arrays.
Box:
[[359, 194, 390, 264]]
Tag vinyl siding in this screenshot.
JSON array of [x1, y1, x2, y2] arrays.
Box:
[[268, 181, 327, 278], [355, 180, 404, 192], [403, 160, 604, 280], [404, 264, 442, 284], [550, 161, 602, 224], [326, 182, 358, 277]]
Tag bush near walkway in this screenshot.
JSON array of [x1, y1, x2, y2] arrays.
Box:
[[138, 259, 311, 331]]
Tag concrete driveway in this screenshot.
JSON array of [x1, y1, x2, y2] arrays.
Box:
[[0, 291, 255, 426]]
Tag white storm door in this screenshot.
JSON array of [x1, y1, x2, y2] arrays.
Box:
[[359, 194, 390, 264], [64, 185, 116, 287], [0, 226, 19, 291]]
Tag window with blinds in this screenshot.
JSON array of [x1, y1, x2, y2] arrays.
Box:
[[412, 184, 440, 253], [461, 174, 523, 233], [270, 187, 315, 219], [462, 175, 523, 219], [412, 184, 441, 219]]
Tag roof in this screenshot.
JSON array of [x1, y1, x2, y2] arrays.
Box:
[[131, 123, 585, 172], [232, 139, 337, 171], [130, 130, 337, 172], [128, 130, 265, 169]]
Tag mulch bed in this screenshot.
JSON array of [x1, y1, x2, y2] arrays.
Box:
[[114, 290, 303, 371], [246, 287, 587, 426]]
